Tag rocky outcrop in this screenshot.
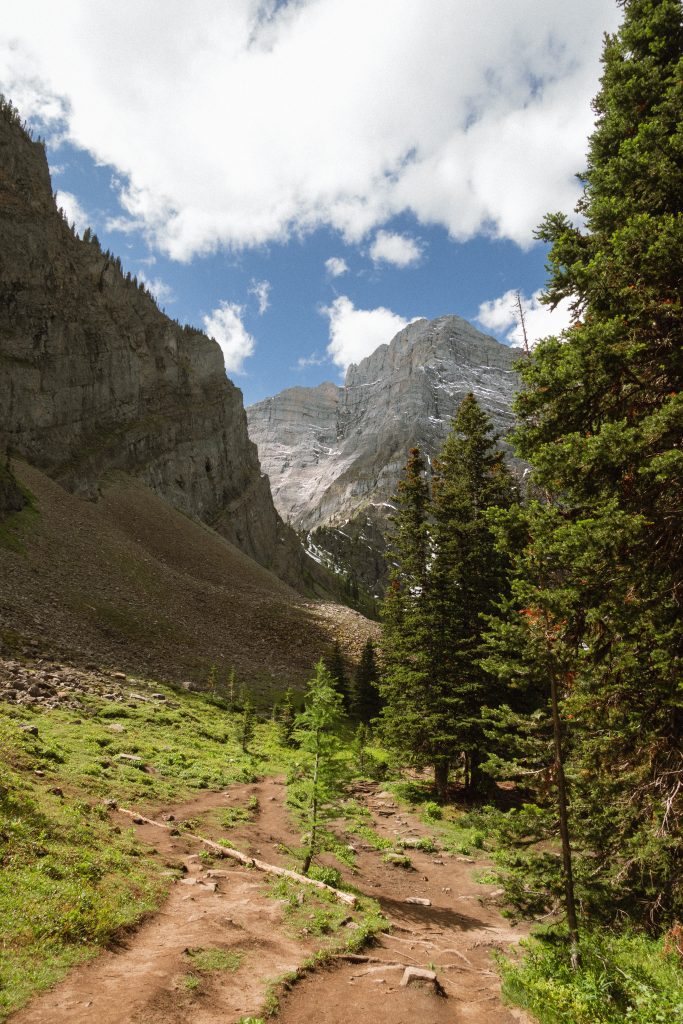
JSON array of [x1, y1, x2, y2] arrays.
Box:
[[247, 316, 519, 593], [0, 102, 301, 586]]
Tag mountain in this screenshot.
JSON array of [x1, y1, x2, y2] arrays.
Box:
[[0, 100, 301, 587], [247, 315, 519, 597], [0, 99, 375, 684]]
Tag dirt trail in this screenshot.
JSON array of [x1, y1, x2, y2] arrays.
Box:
[[11, 778, 533, 1024], [276, 782, 533, 1024]]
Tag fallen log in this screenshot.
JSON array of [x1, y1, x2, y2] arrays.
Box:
[[116, 806, 357, 907]]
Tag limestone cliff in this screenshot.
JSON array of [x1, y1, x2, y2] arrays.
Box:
[[247, 315, 519, 594], [0, 102, 301, 586]]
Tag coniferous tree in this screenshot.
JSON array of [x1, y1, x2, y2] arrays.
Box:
[[278, 687, 297, 748], [325, 640, 351, 713], [380, 447, 453, 794], [486, 0, 683, 929], [288, 660, 346, 874], [350, 638, 382, 722], [430, 393, 515, 792], [235, 695, 254, 754]]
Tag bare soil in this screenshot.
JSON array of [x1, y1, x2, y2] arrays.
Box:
[[11, 778, 534, 1024]]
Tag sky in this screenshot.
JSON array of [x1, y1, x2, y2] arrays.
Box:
[[0, 0, 622, 406]]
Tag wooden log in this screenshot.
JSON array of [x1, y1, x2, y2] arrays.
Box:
[[117, 806, 357, 907]]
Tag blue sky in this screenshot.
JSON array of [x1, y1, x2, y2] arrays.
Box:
[[1, 1, 621, 407]]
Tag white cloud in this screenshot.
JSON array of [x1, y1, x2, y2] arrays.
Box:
[[202, 302, 255, 375], [322, 295, 409, 370], [325, 256, 349, 278], [55, 189, 89, 235], [248, 278, 271, 315], [297, 352, 326, 369], [0, 2, 620, 259], [369, 230, 423, 268], [138, 270, 174, 306], [476, 289, 574, 349]]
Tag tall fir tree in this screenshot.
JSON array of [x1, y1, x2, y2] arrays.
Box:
[[486, 0, 682, 928], [379, 447, 450, 794], [380, 406, 515, 797], [350, 637, 382, 722], [325, 640, 351, 713], [430, 393, 516, 792]]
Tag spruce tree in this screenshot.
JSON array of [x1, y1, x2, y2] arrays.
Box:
[[430, 393, 515, 792], [350, 638, 382, 722], [325, 641, 351, 713], [379, 447, 451, 794], [489, 0, 683, 928]]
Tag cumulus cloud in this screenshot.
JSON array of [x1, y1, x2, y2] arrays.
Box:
[[138, 270, 174, 306], [369, 230, 423, 268], [477, 289, 574, 349], [55, 189, 90, 235], [202, 302, 255, 375], [322, 296, 410, 370], [325, 257, 349, 278], [248, 278, 271, 315], [0, 2, 620, 259]]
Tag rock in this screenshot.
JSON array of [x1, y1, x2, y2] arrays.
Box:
[[112, 672, 127, 680], [404, 897, 431, 906], [19, 724, 38, 736], [181, 681, 198, 692], [108, 723, 126, 733], [247, 315, 518, 593], [116, 753, 145, 766], [400, 967, 440, 991], [48, 787, 64, 797], [0, 110, 304, 589], [102, 798, 118, 810], [150, 692, 166, 700]]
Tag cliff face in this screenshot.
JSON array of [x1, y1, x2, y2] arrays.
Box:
[[247, 315, 519, 593], [0, 106, 301, 585]]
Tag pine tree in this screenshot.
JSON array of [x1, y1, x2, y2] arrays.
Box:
[[489, 0, 683, 929], [278, 687, 297, 748], [429, 393, 515, 793], [350, 638, 382, 722], [288, 660, 347, 874], [325, 640, 351, 713], [235, 695, 255, 754], [380, 447, 453, 794]]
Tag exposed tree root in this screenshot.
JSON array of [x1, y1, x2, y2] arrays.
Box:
[[117, 806, 357, 906]]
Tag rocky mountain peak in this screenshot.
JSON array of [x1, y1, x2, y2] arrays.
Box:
[[247, 314, 519, 595]]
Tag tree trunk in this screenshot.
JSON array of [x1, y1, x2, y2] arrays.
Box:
[[434, 760, 449, 800], [550, 670, 580, 969]]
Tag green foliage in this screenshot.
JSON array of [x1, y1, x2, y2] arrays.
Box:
[[379, 399, 516, 797], [423, 801, 443, 821], [499, 929, 683, 1024], [350, 638, 382, 722], [325, 641, 351, 713], [484, 0, 683, 930], [287, 661, 348, 874], [235, 696, 255, 754]]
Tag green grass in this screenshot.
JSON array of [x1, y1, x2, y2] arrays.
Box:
[[499, 928, 683, 1024], [0, 760, 165, 1020], [0, 684, 300, 1019], [185, 946, 243, 972]]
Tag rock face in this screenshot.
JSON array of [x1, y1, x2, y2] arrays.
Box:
[[0, 104, 301, 585], [247, 316, 519, 593]]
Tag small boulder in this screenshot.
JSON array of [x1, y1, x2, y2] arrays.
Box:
[[400, 967, 443, 994], [404, 896, 431, 906]]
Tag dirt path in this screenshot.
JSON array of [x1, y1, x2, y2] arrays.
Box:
[[276, 782, 533, 1024], [11, 778, 533, 1024]]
